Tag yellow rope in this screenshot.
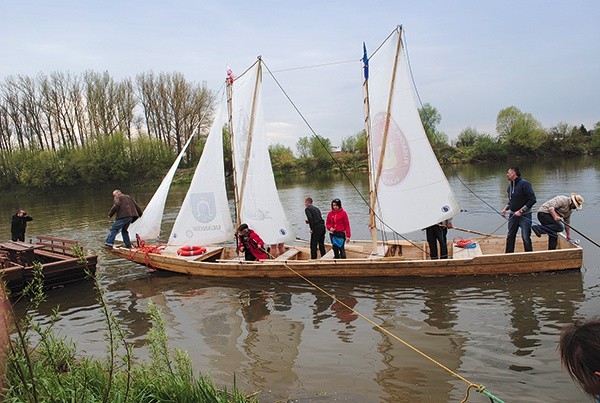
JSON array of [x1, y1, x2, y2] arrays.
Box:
[[260, 246, 506, 402]]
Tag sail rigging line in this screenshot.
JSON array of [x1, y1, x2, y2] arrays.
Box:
[[261, 251, 505, 403], [401, 26, 425, 108], [270, 59, 357, 73], [262, 59, 429, 254]]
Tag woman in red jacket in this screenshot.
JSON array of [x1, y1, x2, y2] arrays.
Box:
[[237, 223, 268, 261], [326, 198, 351, 259]]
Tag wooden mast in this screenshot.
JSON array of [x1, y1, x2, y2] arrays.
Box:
[[226, 70, 241, 229], [362, 43, 378, 255]]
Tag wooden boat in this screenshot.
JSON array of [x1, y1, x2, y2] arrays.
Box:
[[107, 26, 583, 277], [1, 236, 97, 295], [108, 235, 581, 277]]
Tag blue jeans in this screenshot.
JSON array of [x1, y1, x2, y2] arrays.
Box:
[[505, 212, 533, 253], [106, 216, 134, 247]]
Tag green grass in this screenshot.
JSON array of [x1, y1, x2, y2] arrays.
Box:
[[1, 261, 256, 402]]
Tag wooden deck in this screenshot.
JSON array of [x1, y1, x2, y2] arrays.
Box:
[[0, 236, 97, 296]]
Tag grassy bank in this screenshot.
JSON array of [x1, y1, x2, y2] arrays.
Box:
[[1, 262, 256, 402]]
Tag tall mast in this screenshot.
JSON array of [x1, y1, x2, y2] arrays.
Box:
[[226, 70, 241, 229], [362, 42, 379, 255]]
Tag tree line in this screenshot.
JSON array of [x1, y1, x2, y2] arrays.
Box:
[[269, 103, 600, 173], [1, 71, 598, 189]]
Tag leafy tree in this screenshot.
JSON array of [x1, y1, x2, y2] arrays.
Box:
[[418, 103, 448, 154], [296, 136, 310, 158], [341, 130, 367, 154], [269, 143, 296, 172], [455, 127, 480, 147], [496, 106, 545, 155], [589, 121, 600, 154]]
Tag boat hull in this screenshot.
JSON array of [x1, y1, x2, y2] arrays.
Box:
[[107, 236, 582, 278]]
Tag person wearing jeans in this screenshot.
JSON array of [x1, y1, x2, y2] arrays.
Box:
[[500, 167, 537, 253], [105, 189, 143, 248]]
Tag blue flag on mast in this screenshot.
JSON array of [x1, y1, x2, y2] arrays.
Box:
[[362, 42, 369, 80]]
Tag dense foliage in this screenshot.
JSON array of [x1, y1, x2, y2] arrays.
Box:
[[1, 70, 598, 187]]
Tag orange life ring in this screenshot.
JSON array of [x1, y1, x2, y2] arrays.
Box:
[[177, 245, 207, 256]]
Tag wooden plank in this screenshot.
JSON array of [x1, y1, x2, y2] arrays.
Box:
[[276, 249, 299, 260], [35, 249, 71, 260], [36, 243, 73, 251], [35, 236, 77, 244]]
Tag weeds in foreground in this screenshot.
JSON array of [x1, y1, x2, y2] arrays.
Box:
[[1, 262, 256, 402]]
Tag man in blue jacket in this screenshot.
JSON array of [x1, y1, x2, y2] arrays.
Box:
[[500, 167, 537, 253]]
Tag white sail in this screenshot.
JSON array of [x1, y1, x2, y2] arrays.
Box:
[[118, 134, 195, 242], [168, 102, 235, 245], [230, 60, 295, 245], [367, 28, 460, 234]]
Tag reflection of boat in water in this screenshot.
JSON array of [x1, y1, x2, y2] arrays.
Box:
[[1, 236, 97, 295], [108, 26, 582, 277], [84, 265, 585, 401]]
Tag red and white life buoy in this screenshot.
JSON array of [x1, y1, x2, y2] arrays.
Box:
[[177, 245, 207, 256]]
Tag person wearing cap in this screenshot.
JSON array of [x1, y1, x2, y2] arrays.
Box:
[[326, 198, 351, 259], [236, 223, 268, 261], [531, 193, 583, 250]]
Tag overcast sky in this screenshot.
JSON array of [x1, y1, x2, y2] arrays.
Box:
[[1, 1, 599, 150]]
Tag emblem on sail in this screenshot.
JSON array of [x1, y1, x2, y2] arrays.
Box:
[[371, 111, 411, 186], [190, 192, 217, 223]]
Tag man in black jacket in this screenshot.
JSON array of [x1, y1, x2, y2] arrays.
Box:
[[500, 167, 537, 253], [304, 197, 326, 259], [11, 209, 33, 242]]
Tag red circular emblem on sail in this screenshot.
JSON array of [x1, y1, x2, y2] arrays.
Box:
[[371, 112, 411, 186]]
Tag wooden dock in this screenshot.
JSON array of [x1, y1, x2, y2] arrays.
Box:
[[0, 236, 97, 296]]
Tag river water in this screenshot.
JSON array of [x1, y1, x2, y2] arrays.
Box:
[[2, 158, 599, 402]]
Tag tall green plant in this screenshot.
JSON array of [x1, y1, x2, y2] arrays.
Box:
[[2, 263, 255, 402]]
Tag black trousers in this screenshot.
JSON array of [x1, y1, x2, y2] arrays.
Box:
[[426, 225, 448, 259], [310, 225, 326, 259]]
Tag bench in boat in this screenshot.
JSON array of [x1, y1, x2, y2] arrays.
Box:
[[276, 249, 299, 260]]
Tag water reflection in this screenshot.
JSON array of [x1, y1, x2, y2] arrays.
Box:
[[2, 158, 598, 401]]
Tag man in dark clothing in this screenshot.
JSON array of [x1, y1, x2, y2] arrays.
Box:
[[105, 189, 143, 248], [11, 209, 33, 242], [304, 197, 326, 259], [500, 167, 537, 253]]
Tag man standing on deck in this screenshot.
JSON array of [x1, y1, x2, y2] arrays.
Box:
[[105, 189, 143, 248], [500, 167, 537, 253], [304, 197, 326, 259]]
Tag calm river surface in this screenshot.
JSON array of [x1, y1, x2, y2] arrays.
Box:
[[2, 158, 600, 402]]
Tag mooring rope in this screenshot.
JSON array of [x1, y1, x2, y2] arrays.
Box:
[[260, 247, 504, 402]]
